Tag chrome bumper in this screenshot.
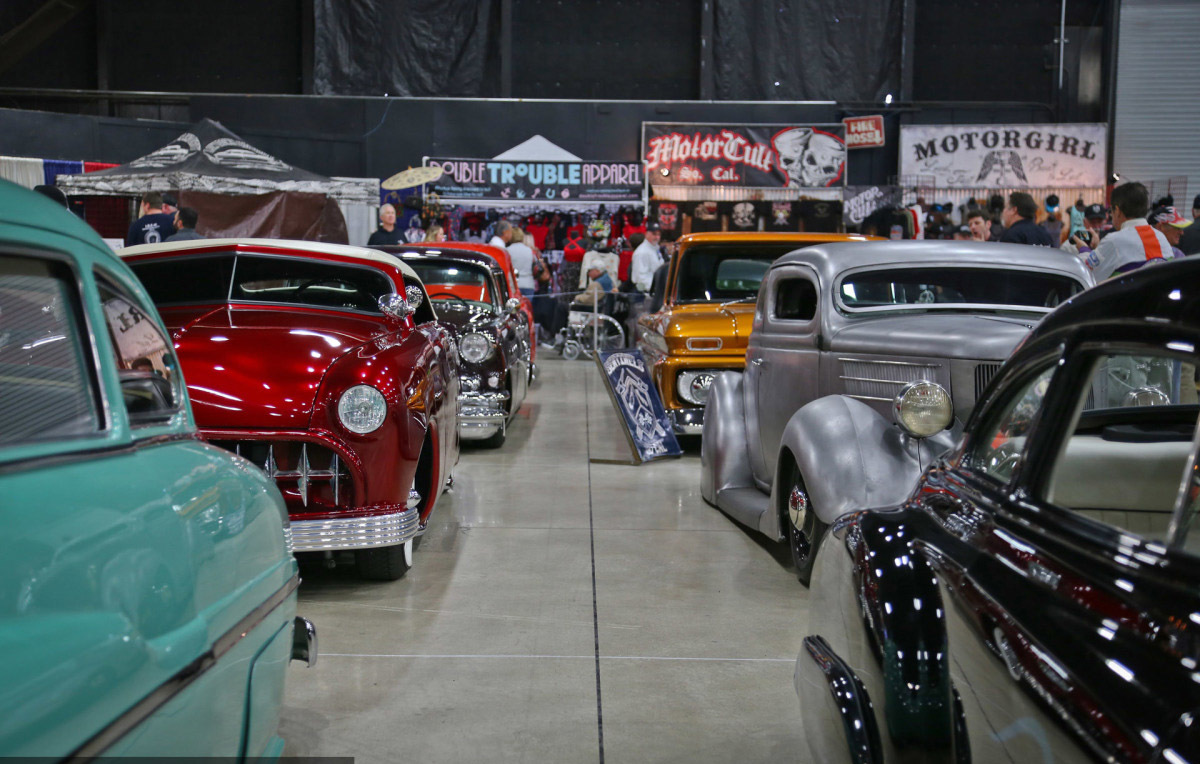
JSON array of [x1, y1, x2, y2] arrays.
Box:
[[292, 616, 317, 667], [669, 408, 704, 435], [289, 505, 420, 551], [459, 390, 509, 440]]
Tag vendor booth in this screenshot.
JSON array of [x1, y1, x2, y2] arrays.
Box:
[[641, 122, 849, 239], [55, 119, 379, 244]]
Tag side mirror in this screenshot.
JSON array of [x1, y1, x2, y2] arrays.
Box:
[[504, 297, 521, 314], [379, 292, 415, 320]]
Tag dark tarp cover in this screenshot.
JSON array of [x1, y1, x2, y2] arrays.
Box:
[[55, 118, 377, 203], [179, 190, 349, 244], [712, 0, 903, 103], [313, 0, 500, 96]]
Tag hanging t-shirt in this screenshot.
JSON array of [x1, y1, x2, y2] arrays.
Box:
[[651, 202, 681, 241], [721, 201, 761, 232], [798, 200, 842, 233], [689, 201, 722, 233], [526, 222, 550, 250], [764, 202, 800, 232]]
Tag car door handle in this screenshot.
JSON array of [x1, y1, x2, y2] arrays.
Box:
[[751, 358, 766, 367]]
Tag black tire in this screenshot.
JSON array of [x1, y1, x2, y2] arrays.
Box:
[[784, 464, 827, 587], [357, 540, 413, 581]]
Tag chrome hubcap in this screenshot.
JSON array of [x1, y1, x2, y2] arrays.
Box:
[[788, 485, 808, 531]]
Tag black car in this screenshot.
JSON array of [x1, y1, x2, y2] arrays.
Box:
[[797, 258, 1200, 763], [379, 246, 530, 448]]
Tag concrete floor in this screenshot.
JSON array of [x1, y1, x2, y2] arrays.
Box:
[[281, 356, 810, 763]]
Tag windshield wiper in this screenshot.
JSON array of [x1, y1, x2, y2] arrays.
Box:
[[717, 297, 755, 315]]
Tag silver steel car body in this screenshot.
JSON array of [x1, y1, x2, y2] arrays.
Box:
[[701, 240, 1093, 578]]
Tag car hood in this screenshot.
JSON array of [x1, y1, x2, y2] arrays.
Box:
[[173, 307, 388, 428], [663, 303, 756, 353], [829, 312, 1035, 360]]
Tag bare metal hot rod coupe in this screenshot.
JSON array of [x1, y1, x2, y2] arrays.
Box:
[[797, 255, 1200, 762], [701, 241, 1092, 582]]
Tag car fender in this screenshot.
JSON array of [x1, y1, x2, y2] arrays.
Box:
[[767, 395, 944, 538], [700, 371, 753, 503]]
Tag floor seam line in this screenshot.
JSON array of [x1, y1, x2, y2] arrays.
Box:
[[586, 367, 605, 764]]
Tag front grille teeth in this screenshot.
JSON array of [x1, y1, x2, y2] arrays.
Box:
[[230, 441, 345, 508]]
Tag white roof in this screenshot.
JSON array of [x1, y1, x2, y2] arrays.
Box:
[[492, 135, 582, 162], [118, 238, 422, 284]]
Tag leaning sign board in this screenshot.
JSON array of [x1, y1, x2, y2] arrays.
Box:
[[595, 349, 682, 464], [899, 123, 1107, 188]]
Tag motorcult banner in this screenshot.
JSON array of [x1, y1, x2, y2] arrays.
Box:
[[899, 123, 1107, 188], [642, 122, 847, 188], [424, 157, 642, 202], [843, 185, 903, 225]]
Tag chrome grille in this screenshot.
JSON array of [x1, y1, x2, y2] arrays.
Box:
[[213, 440, 350, 510], [838, 359, 942, 402], [974, 363, 1003, 401]]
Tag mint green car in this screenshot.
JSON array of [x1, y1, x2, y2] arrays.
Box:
[[0, 180, 315, 759]]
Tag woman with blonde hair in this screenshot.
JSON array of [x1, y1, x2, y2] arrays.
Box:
[[424, 225, 446, 242]]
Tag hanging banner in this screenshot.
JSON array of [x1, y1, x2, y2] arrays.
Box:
[[843, 185, 903, 226], [595, 349, 682, 463], [423, 157, 642, 202], [899, 123, 1107, 188], [843, 116, 885, 149], [642, 122, 847, 189]]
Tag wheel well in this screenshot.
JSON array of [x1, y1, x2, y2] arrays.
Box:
[[414, 429, 436, 516], [777, 446, 799, 529]]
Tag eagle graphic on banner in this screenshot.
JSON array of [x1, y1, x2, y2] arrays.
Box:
[[976, 150, 1028, 185]]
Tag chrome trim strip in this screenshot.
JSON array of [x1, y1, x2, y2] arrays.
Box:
[[290, 507, 420, 551], [845, 393, 893, 403], [838, 375, 910, 385], [837, 358, 944, 367], [66, 572, 301, 761]]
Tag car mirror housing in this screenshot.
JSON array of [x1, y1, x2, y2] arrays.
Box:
[[505, 297, 521, 314], [405, 284, 424, 311], [379, 292, 415, 320]]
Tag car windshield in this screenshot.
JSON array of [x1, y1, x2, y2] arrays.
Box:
[[405, 260, 495, 312], [838, 266, 1083, 312], [131, 252, 395, 314], [674, 242, 807, 303]]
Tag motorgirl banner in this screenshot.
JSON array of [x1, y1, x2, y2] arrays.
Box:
[[642, 122, 847, 188], [424, 157, 642, 202], [899, 123, 1107, 188]]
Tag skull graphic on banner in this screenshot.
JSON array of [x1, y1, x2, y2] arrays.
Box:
[[772, 127, 847, 188]]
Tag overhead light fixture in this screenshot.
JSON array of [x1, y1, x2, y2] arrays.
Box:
[[884, 93, 893, 105]]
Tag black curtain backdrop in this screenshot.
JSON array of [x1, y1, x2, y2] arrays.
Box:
[[313, 0, 501, 96], [713, 0, 903, 102]]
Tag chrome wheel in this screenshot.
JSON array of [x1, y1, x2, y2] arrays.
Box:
[[785, 468, 825, 586]]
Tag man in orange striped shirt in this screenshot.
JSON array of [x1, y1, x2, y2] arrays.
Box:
[[1082, 182, 1173, 281]]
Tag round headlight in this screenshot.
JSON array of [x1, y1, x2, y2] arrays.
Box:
[[677, 370, 718, 406], [460, 332, 494, 363], [338, 385, 387, 434], [893, 381, 953, 438]]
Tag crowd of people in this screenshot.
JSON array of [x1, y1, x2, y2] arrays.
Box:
[[910, 183, 1196, 282]]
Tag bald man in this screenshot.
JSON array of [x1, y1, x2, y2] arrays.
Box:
[[368, 204, 403, 245]]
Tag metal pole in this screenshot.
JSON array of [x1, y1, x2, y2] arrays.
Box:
[[594, 286, 600, 352], [1059, 0, 1067, 91]]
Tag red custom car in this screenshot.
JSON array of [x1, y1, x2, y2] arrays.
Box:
[[121, 239, 459, 580]]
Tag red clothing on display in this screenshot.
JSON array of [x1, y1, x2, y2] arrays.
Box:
[[618, 248, 633, 281], [526, 222, 550, 249]]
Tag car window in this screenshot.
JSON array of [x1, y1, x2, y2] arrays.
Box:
[[0, 254, 100, 446], [774, 277, 817, 321], [96, 274, 183, 427], [674, 242, 803, 303], [1044, 352, 1199, 543], [406, 260, 495, 312], [838, 267, 1082, 311], [972, 365, 1055, 483]]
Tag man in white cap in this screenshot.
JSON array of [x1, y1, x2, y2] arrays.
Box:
[[1149, 205, 1191, 259]]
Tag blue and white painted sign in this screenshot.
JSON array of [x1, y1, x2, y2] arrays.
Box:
[[596, 349, 682, 463]]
